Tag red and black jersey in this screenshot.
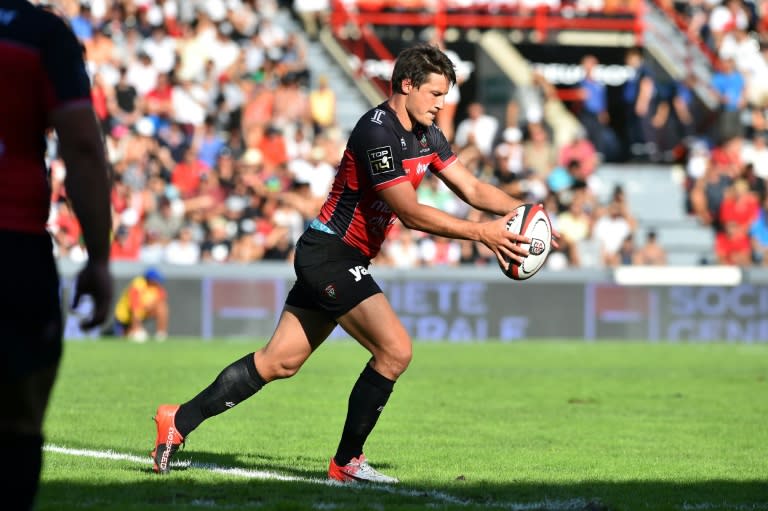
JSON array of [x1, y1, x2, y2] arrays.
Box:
[[317, 102, 457, 258], [0, 0, 92, 234]]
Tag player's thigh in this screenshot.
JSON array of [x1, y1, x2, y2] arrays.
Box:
[[0, 364, 58, 435], [337, 293, 412, 380], [256, 305, 337, 381], [0, 232, 62, 434]]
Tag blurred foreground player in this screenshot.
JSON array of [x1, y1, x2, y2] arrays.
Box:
[[150, 44, 545, 482], [0, 2, 113, 509]]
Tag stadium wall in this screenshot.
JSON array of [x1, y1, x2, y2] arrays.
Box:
[[57, 261, 768, 343]]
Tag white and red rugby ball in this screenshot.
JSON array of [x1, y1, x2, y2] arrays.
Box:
[[504, 203, 552, 281]]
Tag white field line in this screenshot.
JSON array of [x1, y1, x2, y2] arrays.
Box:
[[682, 505, 768, 511], [44, 444, 587, 510], [45, 445, 768, 511]]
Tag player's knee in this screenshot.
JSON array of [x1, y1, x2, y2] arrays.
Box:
[[381, 344, 412, 378], [258, 356, 304, 381], [275, 359, 303, 379]]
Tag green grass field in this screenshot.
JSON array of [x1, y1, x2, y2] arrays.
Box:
[[39, 339, 767, 511]]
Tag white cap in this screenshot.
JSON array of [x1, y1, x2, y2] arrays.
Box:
[[503, 127, 522, 143], [135, 117, 155, 137]]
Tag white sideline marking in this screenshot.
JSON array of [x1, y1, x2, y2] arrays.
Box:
[[48, 445, 767, 511], [682, 505, 768, 511], [44, 444, 590, 510]]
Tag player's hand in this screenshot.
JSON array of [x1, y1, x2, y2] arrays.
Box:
[[540, 208, 561, 250], [481, 211, 530, 269], [72, 260, 113, 330]]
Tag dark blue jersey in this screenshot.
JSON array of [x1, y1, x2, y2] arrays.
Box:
[[317, 102, 457, 258], [0, 0, 92, 233]]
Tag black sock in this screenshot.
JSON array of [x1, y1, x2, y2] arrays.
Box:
[[0, 433, 42, 511], [334, 363, 395, 466], [175, 353, 266, 437]]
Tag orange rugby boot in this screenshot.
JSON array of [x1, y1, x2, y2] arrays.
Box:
[[151, 404, 184, 474], [328, 454, 399, 484]]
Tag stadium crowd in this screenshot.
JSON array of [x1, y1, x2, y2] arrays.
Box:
[[662, 0, 768, 265], [44, 0, 668, 270], [45, 0, 768, 270]]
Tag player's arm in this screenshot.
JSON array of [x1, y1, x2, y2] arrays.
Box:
[[433, 145, 561, 249], [636, 75, 654, 116], [54, 107, 112, 263], [436, 159, 524, 216], [44, 11, 112, 328], [378, 182, 528, 265]]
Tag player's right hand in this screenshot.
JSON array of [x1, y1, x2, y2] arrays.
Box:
[[481, 212, 530, 269], [72, 260, 113, 330]]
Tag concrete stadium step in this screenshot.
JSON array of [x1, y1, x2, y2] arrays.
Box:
[[275, 8, 371, 135], [596, 164, 713, 265], [636, 223, 714, 251], [597, 164, 687, 222], [665, 250, 711, 266], [305, 43, 370, 134]]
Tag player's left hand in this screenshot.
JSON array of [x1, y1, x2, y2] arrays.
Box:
[[541, 208, 561, 250]]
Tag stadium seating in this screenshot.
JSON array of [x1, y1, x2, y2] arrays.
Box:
[[597, 164, 714, 265], [50, 0, 768, 269]]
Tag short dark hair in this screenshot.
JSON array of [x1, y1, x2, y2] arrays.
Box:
[[390, 44, 456, 95]]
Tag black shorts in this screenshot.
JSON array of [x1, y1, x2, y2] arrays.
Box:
[[0, 231, 63, 381], [286, 228, 382, 319]]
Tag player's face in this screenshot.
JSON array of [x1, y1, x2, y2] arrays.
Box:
[[405, 72, 450, 126]]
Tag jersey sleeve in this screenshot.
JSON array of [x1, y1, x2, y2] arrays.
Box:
[[40, 10, 92, 111], [427, 124, 457, 173], [349, 119, 409, 191]]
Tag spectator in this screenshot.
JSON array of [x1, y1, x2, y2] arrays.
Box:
[[493, 126, 527, 186], [618, 233, 637, 265], [110, 221, 144, 262], [144, 196, 184, 241], [142, 24, 177, 75], [197, 117, 227, 169], [708, 0, 750, 51], [420, 236, 462, 267], [716, 219, 753, 264], [690, 156, 735, 229], [172, 145, 208, 198], [293, 0, 330, 40], [523, 122, 558, 179], [70, 3, 94, 42], [711, 57, 746, 142], [592, 201, 635, 267], [577, 54, 620, 161], [309, 74, 336, 135], [558, 127, 599, 177], [719, 177, 760, 231], [454, 101, 499, 158], [126, 51, 159, 97], [741, 132, 768, 179], [690, 136, 742, 228], [272, 74, 310, 129], [164, 225, 202, 265], [432, 36, 472, 143], [556, 194, 593, 266], [111, 66, 143, 127], [110, 268, 169, 342], [633, 229, 668, 264], [201, 216, 233, 262], [622, 47, 657, 161]]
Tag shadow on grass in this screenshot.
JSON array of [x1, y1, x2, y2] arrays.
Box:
[[38, 450, 768, 511]]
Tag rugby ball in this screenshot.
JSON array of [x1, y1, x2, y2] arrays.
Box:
[[504, 203, 552, 281]]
